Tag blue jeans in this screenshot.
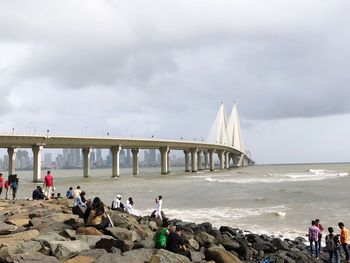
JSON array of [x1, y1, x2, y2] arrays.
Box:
[[328, 250, 340, 263], [342, 243, 349, 261], [310, 240, 319, 257]]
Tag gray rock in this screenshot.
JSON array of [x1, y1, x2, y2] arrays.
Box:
[[121, 248, 154, 263], [194, 232, 217, 248], [136, 237, 154, 249], [0, 221, 17, 234], [78, 248, 108, 258], [95, 238, 124, 252], [46, 240, 90, 260], [34, 232, 67, 244], [216, 234, 240, 250], [0, 241, 42, 262], [10, 251, 61, 263], [106, 227, 136, 241], [149, 221, 158, 231], [149, 249, 191, 263], [271, 238, 290, 251], [59, 229, 76, 239], [191, 251, 205, 263], [75, 234, 115, 249]]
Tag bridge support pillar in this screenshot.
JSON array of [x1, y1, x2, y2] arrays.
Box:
[[184, 150, 191, 172], [32, 145, 42, 182], [197, 150, 203, 170], [167, 149, 170, 174], [191, 148, 198, 173], [7, 147, 17, 177], [237, 154, 244, 167], [131, 149, 139, 175], [209, 149, 215, 171], [82, 148, 91, 178], [204, 151, 209, 170], [160, 147, 169, 175], [218, 151, 225, 170], [225, 152, 230, 169], [111, 145, 121, 177]]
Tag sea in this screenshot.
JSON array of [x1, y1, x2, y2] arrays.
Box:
[[7, 163, 350, 240]]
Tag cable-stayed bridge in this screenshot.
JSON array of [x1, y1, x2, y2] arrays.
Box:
[[0, 103, 253, 181]]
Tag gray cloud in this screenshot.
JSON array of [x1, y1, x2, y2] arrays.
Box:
[[1, 0, 350, 162]]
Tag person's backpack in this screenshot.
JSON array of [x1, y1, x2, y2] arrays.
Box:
[[326, 234, 336, 252], [11, 180, 17, 189]]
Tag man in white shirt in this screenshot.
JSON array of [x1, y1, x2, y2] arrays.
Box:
[[112, 194, 124, 211], [73, 186, 81, 199], [155, 195, 163, 220]]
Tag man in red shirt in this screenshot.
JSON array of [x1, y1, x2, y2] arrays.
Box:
[[43, 171, 54, 198]]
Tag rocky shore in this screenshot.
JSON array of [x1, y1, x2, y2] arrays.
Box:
[[0, 198, 329, 263]]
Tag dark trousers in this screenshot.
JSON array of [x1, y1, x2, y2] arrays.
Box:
[[342, 243, 349, 261], [310, 240, 319, 257], [328, 250, 340, 263]]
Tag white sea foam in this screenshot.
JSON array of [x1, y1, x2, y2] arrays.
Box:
[[203, 169, 348, 184]]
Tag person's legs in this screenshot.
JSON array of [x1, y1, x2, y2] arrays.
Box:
[[12, 187, 17, 200], [315, 241, 319, 257], [334, 250, 340, 263], [318, 236, 322, 252], [328, 251, 333, 263], [5, 188, 8, 199], [177, 250, 192, 261], [0, 187, 3, 196], [310, 240, 314, 255], [342, 243, 349, 261]]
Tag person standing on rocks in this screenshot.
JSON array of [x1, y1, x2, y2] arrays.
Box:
[[315, 219, 324, 252], [0, 173, 3, 197], [338, 222, 350, 262], [154, 195, 163, 220], [309, 220, 321, 258], [11, 174, 19, 200], [325, 226, 340, 263], [43, 171, 54, 198]]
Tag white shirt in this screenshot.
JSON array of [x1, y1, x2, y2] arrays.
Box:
[[72, 195, 86, 207], [155, 199, 162, 219], [73, 189, 81, 199], [112, 198, 121, 209]]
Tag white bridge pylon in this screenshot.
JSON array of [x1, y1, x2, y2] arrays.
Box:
[[207, 102, 245, 153]]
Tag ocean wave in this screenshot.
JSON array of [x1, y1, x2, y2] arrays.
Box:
[[203, 169, 348, 184], [141, 205, 289, 223]]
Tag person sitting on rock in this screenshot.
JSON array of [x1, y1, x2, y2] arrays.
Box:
[[153, 219, 170, 249], [125, 197, 139, 216], [166, 226, 192, 261], [72, 191, 87, 217], [66, 187, 74, 199], [32, 186, 45, 200], [85, 197, 110, 230], [111, 194, 124, 211]]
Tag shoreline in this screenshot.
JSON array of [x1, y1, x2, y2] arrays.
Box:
[[0, 198, 329, 263]]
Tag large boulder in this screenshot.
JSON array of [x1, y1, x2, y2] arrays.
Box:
[[271, 238, 290, 251], [64, 255, 95, 263], [10, 251, 61, 263], [34, 232, 67, 244], [75, 234, 116, 249], [0, 241, 42, 262], [120, 248, 154, 263], [205, 247, 242, 263], [45, 240, 90, 260], [194, 232, 217, 248], [216, 234, 240, 250], [149, 249, 191, 263], [0, 221, 17, 234], [106, 227, 137, 241], [0, 229, 40, 243], [95, 238, 124, 252], [76, 226, 103, 235]]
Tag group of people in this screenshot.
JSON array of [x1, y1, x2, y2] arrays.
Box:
[[153, 220, 192, 261], [32, 171, 59, 200], [0, 173, 19, 200], [308, 219, 350, 263]]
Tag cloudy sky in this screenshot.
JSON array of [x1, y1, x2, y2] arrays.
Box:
[[0, 0, 350, 164]]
